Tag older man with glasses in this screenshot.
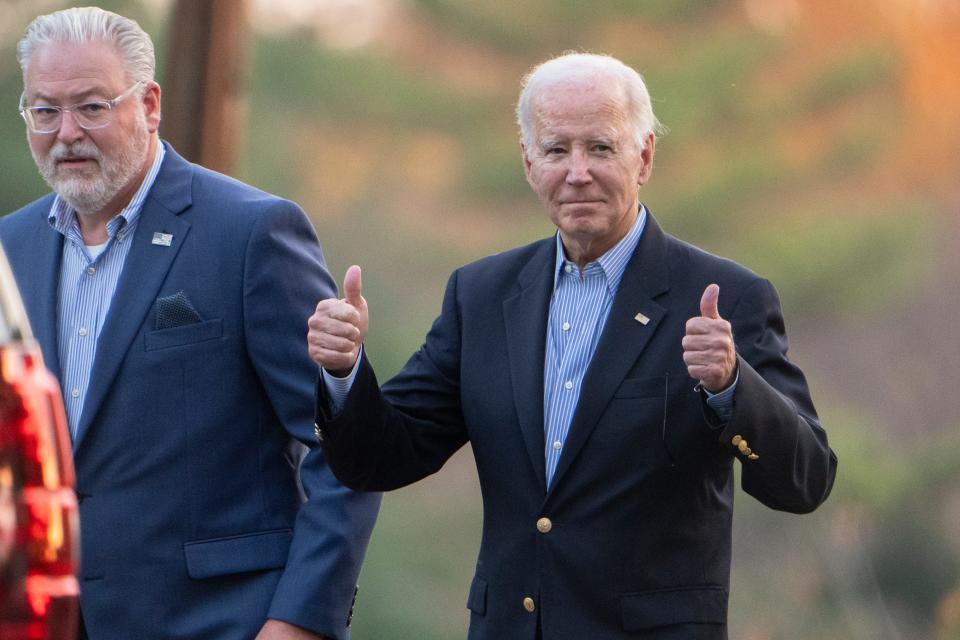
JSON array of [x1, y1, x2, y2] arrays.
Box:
[[0, 7, 380, 640]]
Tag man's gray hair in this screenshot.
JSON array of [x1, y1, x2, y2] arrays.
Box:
[[17, 7, 155, 86], [517, 52, 663, 152]]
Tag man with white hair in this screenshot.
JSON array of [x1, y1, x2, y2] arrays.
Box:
[[0, 7, 380, 640], [309, 52, 837, 639]]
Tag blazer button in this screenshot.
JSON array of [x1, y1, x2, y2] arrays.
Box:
[[737, 439, 750, 454], [314, 423, 324, 442], [523, 597, 536, 613], [536, 517, 552, 534], [748, 453, 760, 461], [731, 435, 743, 446]]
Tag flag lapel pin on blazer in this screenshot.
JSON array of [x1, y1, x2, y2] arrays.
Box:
[[634, 312, 650, 325], [152, 232, 173, 246]]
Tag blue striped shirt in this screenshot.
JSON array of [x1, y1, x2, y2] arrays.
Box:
[[53, 144, 166, 438], [543, 208, 647, 485]]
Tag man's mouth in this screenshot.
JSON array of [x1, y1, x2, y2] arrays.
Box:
[[57, 157, 96, 167]]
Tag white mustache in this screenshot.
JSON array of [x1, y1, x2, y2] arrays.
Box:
[[49, 142, 102, 163]]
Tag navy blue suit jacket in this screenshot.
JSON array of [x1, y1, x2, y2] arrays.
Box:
[[0, 143, 381, 640], [316, 214, 836, 639]]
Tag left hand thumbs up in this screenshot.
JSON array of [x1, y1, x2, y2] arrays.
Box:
[[700, 283, 721, 319], [682, 284, 736, 392]]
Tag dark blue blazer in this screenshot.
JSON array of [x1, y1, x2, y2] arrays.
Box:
[[0, 143, 380, 640], [316, 214, 836, 639]]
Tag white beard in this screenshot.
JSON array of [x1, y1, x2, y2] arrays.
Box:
[[33, 112, 150, 217]]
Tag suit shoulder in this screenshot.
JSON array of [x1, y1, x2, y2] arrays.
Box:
[[0, 194, 57, 233], [188, 163, 304, 222], [0, 195, 58, 260]]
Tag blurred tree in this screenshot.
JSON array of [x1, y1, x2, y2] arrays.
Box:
[[161, 0, 248, 174]]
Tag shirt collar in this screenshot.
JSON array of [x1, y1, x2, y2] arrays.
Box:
[[553, 204, 648, 294], [47, 142, 166, 240]]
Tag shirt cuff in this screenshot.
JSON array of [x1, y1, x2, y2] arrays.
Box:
[[703, 369, 739, 423], [320, 347, 363, 414]]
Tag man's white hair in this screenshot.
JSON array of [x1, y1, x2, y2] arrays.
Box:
[[17, 6, 155, 86], [517, 52, 663, 151]]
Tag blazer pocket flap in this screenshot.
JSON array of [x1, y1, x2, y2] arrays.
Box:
[[145, 318, 223, 351], [621, 586, 727, 630], [184, 529, 292, 579], [466, 575, 487, 615]]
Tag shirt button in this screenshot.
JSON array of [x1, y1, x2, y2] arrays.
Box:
[[564, 380, 573, 390], [562, 322, 571, 331], [553, 441, 562, 451], [86, 266, 96, 276], [564, 264, 572, 273], [78, 327, 88, 337], [71, 388, 80, 398]]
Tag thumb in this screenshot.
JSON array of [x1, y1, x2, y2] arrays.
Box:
[[700, 283, 721, 319], [342, 265, 363, 307]]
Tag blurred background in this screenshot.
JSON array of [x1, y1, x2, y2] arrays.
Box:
[[1, 0, 959, 637]]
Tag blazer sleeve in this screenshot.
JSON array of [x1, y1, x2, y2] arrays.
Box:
[[241, 200, 381, 638], [720, 277, 837, 513], [316, 269, 471, 492]]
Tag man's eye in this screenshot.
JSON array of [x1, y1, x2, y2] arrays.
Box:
[[545, 147, 566, 155], [32, 107, 59, 116], [78, 102, 108, 114], [593, 144, 612, 152]]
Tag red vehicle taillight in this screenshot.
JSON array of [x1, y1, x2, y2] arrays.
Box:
[[0, 344, 79, 640]]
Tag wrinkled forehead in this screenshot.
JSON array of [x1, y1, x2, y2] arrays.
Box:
[[24, 39, 127, 79], [23, 40, 128, 98], [530, 78, 631, 132]]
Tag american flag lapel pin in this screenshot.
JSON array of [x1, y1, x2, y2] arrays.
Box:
[[634, 312, 650, 325], [152, 232, 173, 247]]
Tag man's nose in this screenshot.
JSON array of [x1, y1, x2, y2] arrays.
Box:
[[56, 110, 86, 144], [565, 150, 593, 185]]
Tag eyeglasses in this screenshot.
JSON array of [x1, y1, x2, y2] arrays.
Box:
[[18, 81, 144, 134]]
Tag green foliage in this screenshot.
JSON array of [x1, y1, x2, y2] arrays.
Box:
[[251, 35, 489, 131], [730, 204, 937, 318], [795, 48, 896, 113], [646, 28, 780, 137], [823, 408, 910, 509]]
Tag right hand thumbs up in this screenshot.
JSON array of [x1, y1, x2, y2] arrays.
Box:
[[307, 265, 369, 376], [342, 264, 364, 308]]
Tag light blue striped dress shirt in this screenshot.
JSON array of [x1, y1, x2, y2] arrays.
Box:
[[543, 206, 737, 486], [543, 208, 647, 485], [53, 144, 166, 438]]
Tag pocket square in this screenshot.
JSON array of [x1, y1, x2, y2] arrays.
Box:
[[156, 291, 203, 330]]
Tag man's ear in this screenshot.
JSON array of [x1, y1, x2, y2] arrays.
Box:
[[521, 140, 537, 189], [142, 81, 162, 133], [637, 132, 655, 186]]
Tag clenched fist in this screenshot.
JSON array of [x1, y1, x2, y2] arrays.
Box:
[[308, 265, 368, 377], [682, 284, 737, 392]]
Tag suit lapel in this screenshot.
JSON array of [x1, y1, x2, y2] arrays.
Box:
[[547, 216, 672, 494], [502, 239, 555, 494], [21, 206, 65, 380], [73, 144, 194, 450]]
